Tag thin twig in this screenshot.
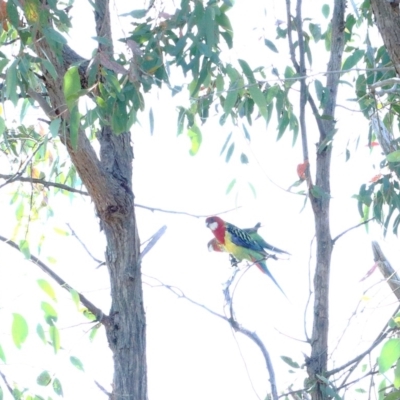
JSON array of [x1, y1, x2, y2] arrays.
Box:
[[145, 271, 279, 400], [337, 368, 379, 391], [223, 268, 279, 400], [370, 78, 400, 91], [143, 274, 228, 322], [67, 223, 103, 264], [0, 368, 14, 396], [0, 235, 109, 325], [285, 0, 300, 71], [332, 218, 375, 244], [0, 173, 240, 218], [303, 236, 315, 343], [307, 94, 327, 140], [278, 388, 309, 399], [135, 204, 241, 218], [329, 279, 385, 359], [1, 38, 19, 46], [0, 174, 88, 195], [274, 327, 308, 343], [286, 0, 314, 189], [296, 0, 313, 190], [94, 380, 111, 396], [337, 306, 399, 387], [0, 140, 47, 190], [327, 329, 389, 377]]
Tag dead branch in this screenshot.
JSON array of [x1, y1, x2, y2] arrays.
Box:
[[139, 225, 167, 261]]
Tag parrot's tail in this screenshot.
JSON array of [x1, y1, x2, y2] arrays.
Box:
[[252, 258, 289, 300]]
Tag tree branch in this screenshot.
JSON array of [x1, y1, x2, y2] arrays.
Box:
[[0, 174, 89, 195], [139, 225, 167, 262], [26, 88, 55, 119], [143, 275, 228, 322], [372, 241, 400, 300], [0, 235, 109, 325], [337, 305, 400, 388], [285, 0, 300, 72], [0, 368, 14, 397], [332, 218, 375, 244], [306, 2, 346, 399], [0, 141, 47, 190], [326, 329, 389, 377], [337, 368, 379, 392], [223, 268, 279, 400], [67, 223, 103, 264], [0, 173, 240, 218], [295, 0, 312, 188], [135, 204, 241, 218], [145, 269, 279, 400]]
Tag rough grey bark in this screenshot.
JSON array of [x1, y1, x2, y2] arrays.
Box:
[[32, 1, 148, 399], [370, 0, 400, 76], [369, 1, 400, 298]]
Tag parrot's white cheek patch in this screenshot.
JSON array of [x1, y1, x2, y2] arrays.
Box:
[[207, 244, 213, 252], [208, 222, 218, 231]]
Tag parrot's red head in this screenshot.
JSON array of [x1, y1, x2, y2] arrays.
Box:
[[207, 238, 225, 253], [205, 216, 226, 244]]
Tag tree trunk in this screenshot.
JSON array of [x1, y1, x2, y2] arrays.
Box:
[[306, 1, 345, 399], [371, 0, 400, 76], [32, 0, 148, 398]]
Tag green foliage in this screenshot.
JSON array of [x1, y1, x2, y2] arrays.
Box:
[[187, 124, 202, 155], [36, 323, 46, 344], [12, 313, 29, 349], [387, 150, 400, 162], [70, 356, 84, 372], [19, 239, 31, 259], [63, 66, 81, 111], [356, 174, 400, 235], [49, 325, 60, 354], [37, 279, 57, 302], [0, 344, 6, 363], [52, 378, 63, 396], [379, 339, 400, 373], [41, 302, 58, 326], [36, 371, 51, 386]]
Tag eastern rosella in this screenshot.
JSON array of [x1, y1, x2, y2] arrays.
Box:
[[205, 216, 288, 297], [244, 223, 291, 256], [208, 238, 239, 266]]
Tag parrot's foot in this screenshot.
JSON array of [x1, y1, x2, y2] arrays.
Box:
[[229, 254, 239, 267]]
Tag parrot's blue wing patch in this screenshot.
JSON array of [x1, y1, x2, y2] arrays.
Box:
[[226, 223, 264, 252]]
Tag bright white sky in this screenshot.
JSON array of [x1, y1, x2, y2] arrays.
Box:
[[0, 1, 399, 399]]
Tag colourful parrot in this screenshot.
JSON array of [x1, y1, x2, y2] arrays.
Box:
[[243, 223, 291, 256], [205, 216, 288, 297], [207, 237, 239, 266], [207, 238, 225, 253], [207, 223, 290, 258]]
